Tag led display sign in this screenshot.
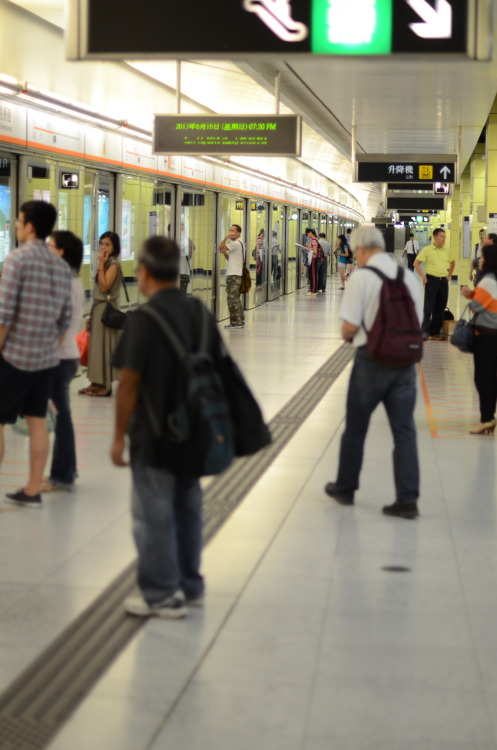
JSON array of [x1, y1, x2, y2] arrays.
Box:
[[69, 0, 470, 58], [153, 115, 302, 156]]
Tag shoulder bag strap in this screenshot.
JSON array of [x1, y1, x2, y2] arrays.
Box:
[[121, 271, 130, 303]]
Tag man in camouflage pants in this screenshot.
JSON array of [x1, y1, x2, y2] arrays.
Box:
[[219, 224, 245, 329]]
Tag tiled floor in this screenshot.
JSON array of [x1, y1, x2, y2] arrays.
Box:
[[2, 268, 497, 750]]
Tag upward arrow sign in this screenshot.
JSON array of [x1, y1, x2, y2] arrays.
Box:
[[440, 166, 452, 179], [406, 0, 452, 39]]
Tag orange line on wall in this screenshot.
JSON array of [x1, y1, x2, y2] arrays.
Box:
[[1, 134, 361, 220], [418, 363, 439, 438], [33, 126, 56, 135]]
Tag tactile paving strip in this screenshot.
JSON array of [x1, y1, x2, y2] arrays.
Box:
[[0, 343, 354, 750], [418, 341, 480, 438]]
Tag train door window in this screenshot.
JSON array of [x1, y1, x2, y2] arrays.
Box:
[[217, 195, 245, 321], [152, 183, 174, 238], [180, 188, 215, 312], [119, 174, 140, 267], [285, 207, 299, 294], [269, 203, 284, 301], [24, 158, 56, 208], [0, 153, 15, 266], [247, 201, 269, 309]]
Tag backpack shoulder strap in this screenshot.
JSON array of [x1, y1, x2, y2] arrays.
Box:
[[363, 265, 387, 282], [141, 299, 210, 358]]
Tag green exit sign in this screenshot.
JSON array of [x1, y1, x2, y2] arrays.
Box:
[[312, 0, 393, 55]]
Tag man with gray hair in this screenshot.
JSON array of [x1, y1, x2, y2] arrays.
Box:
[[325, 226, 422, 519]]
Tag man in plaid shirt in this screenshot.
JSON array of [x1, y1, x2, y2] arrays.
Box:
[[0, 201, 72, 508]]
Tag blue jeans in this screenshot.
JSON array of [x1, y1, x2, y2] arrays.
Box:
[[49, 358, 79, 487], [335, 348, 419, 505], [131, 463, 204, 604]]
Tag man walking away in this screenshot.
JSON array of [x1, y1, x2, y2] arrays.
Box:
[[403, 233, 419, 271], [324, 226, 422, 519], [219, 224, 245, 329], [0, 201, 72, 507], [414, 228, 455, 340], [111, 236, 226, 618]]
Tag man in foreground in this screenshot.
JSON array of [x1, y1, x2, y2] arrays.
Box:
[[111, 236, 225, 618], [325, 226, 422, 519]]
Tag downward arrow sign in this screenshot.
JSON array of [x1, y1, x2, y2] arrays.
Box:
[[406, 0, 452, 39]]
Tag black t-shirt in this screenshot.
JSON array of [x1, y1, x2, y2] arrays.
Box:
[[112, 288, 223, 467]]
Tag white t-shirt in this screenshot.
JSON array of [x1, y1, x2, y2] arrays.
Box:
[[59, 275, 85, 360], [340, 253, 423, 348], [404, 239, 419, 254], [226, 238, 244, 276]]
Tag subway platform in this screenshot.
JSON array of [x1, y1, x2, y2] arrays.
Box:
[[1, 273, 497, 750]]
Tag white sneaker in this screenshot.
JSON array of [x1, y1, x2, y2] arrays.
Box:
[[124, 591, 187, 619]]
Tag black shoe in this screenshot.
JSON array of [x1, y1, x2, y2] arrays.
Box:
[[6, 489, 42, 508], [382, 501, 419, 519], [324, 482, 354, 505]]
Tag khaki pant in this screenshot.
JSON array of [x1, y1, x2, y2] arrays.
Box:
[[226, 275, 244, 326]]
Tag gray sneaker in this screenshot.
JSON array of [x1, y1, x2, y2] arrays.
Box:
[[124, 591, 187, 619]]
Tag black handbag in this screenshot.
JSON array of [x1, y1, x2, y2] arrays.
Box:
[[101, 274, 130, 330], [219, 351, 271, 456], [450, 304, 477, 353]]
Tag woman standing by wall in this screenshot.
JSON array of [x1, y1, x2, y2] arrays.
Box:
[[79, 231, 122, 397], [461, 237, 497, 435]]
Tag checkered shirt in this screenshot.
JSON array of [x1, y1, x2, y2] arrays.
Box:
[[0, 240, 72, 371]]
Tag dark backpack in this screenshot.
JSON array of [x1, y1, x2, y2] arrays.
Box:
[[363, 266, 423, 366], [140, 303, 235, 478], [316, 242, 325, 263]]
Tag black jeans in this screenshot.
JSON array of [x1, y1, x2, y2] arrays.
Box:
[[423, 275, 448, 336], [49, 358, 79, 487], [473, 334, 497, 422], [317, 259, 327, 291], [335, 348, 419, 505], [407, 254, 416, 270]]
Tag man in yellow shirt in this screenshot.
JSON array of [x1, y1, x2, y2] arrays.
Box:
[[414, 228, 455, 340]]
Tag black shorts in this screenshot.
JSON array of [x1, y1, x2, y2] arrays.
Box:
[[0, 356, 55, 424]]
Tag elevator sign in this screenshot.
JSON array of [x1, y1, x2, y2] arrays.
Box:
[[68, 0, 470, 59], [356, 155, 456, 184]]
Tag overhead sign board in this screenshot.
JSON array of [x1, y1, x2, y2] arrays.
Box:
[[386, 196, 446, 210], [153, 115, 302, 156], [356, 154, 457, 183], [68, 0, 472, 59]]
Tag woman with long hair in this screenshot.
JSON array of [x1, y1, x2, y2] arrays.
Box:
[[43, 231, 85, 490], [461, 235, 497, 435], [335, 234, 350, 290], [79, 231, 122, 397]]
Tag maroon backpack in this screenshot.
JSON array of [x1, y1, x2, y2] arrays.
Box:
[[364, 266, 423, 366]]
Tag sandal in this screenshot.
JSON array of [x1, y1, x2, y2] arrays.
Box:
[[87, 388, 112, 398], [78, 385, 98, 395], [40, 482, 65, 493]]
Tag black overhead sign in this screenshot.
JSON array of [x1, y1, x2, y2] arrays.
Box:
[[153, 115, 302, 157], [357, 156, 456, 184], [68, 0, 470, 59], [386, 197, 446, 211]]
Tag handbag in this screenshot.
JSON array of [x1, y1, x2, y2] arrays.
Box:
[[75, 328, 89, 366], [239, 241, 252, 294], [101, 273, 131, 330], [450, 304, 477, 353], [219, 350, 271, 456]]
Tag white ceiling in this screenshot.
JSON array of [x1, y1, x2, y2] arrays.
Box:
[[7, 0, 497, 218]]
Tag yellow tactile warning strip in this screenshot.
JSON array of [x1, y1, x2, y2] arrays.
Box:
[[418, 341, 479, 439]]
